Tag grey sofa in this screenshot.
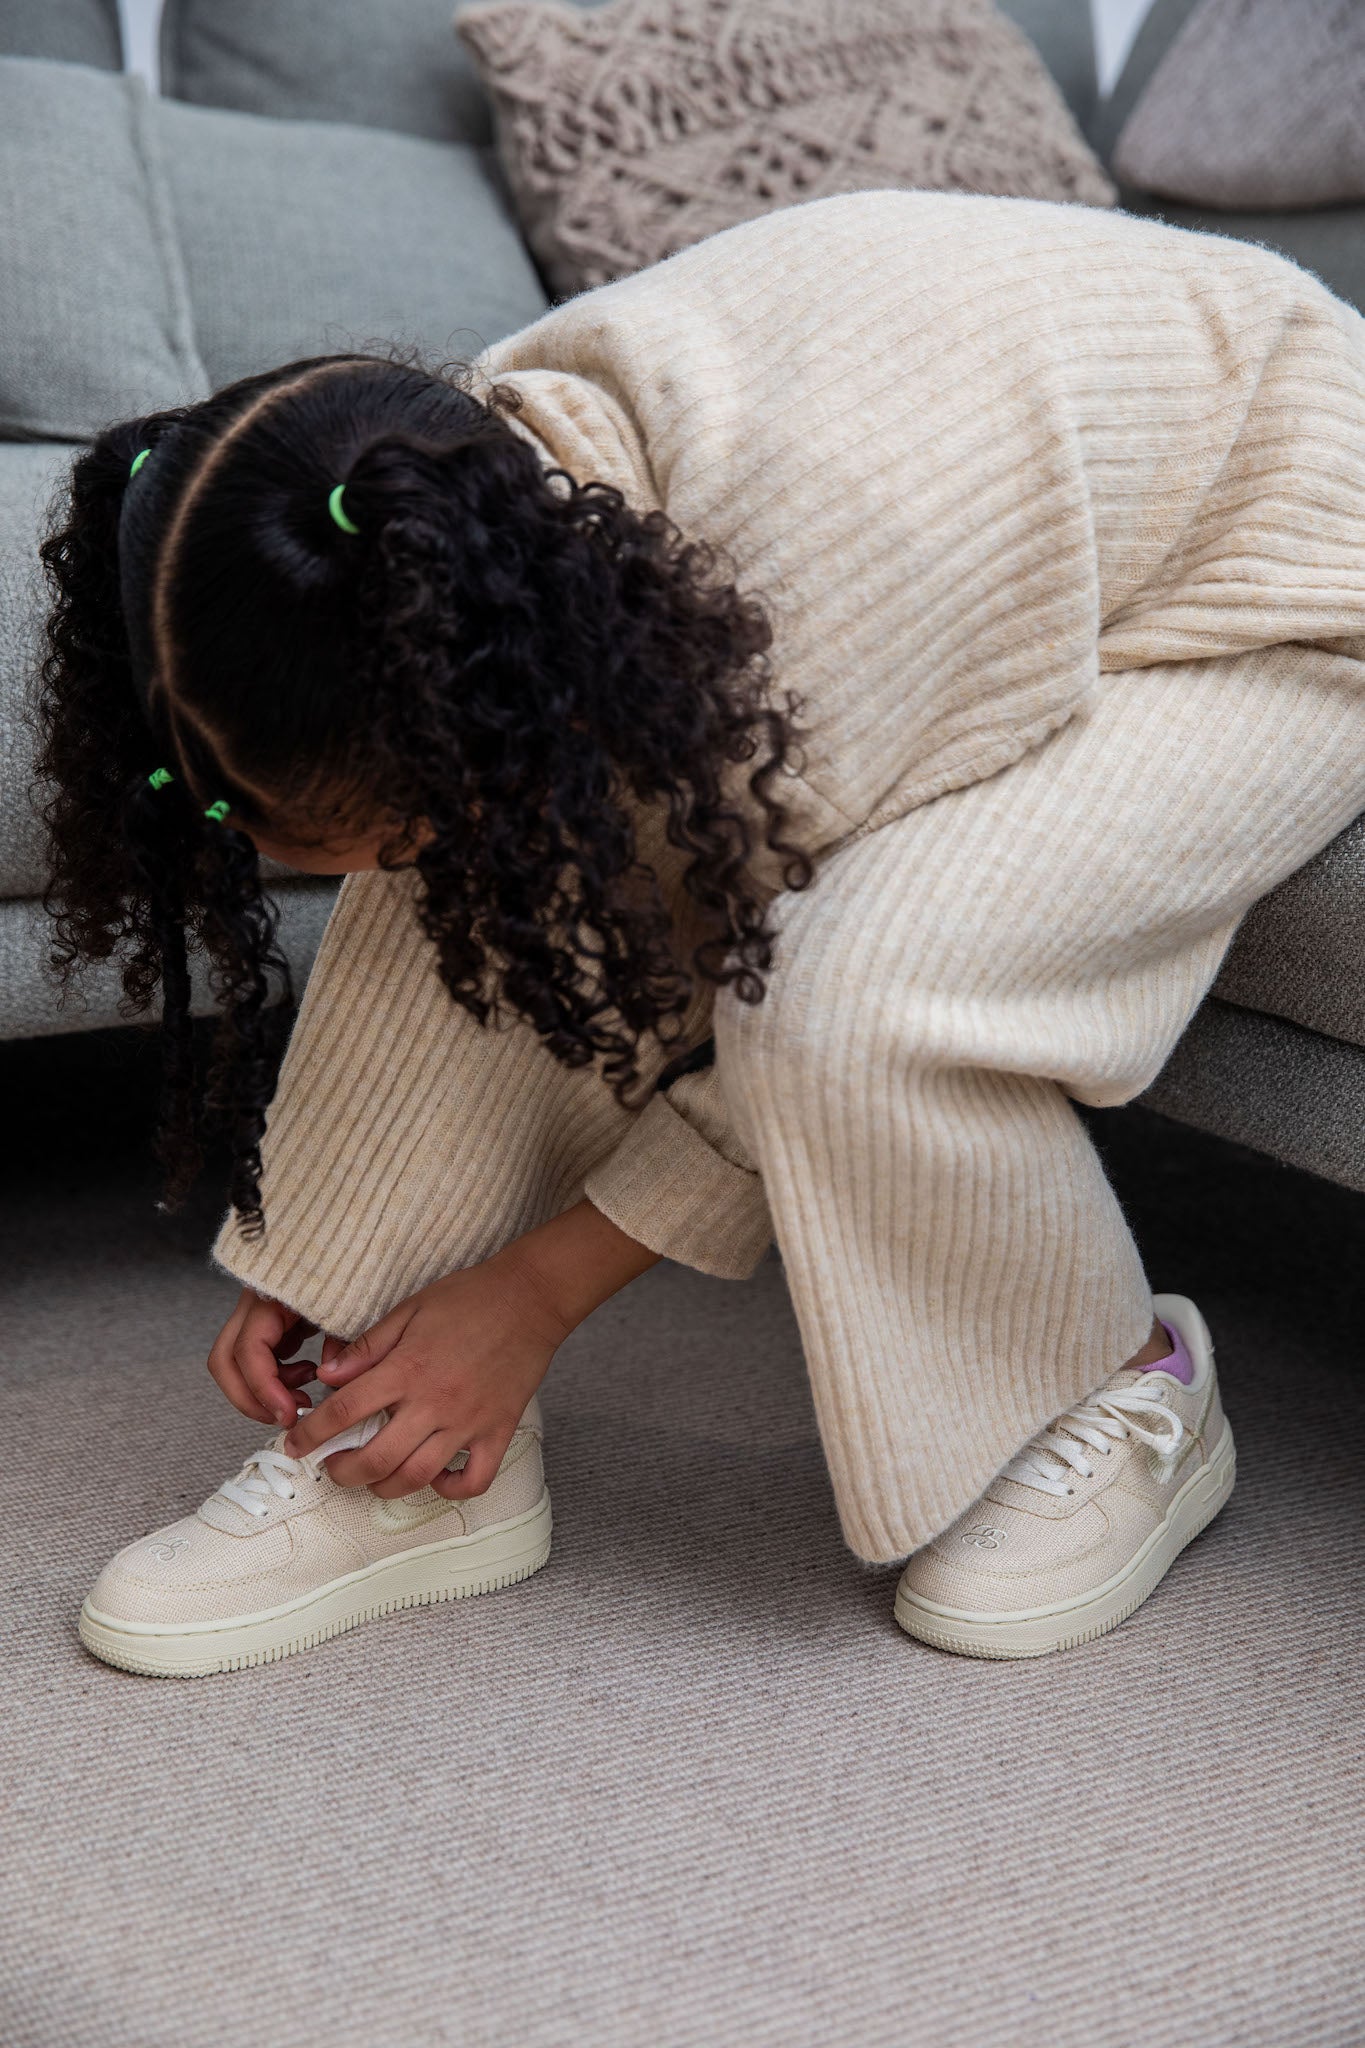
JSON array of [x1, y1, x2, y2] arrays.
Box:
[[2, 0, 1363, 1195]]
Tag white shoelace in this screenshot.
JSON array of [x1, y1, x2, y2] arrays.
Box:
[[216, 1414, 381, 1519], [217, 1446, 325, 1518], [1002, 1382, 1186, 1498]]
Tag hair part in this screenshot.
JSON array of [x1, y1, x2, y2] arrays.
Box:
[[35, 346, 815, 1236]]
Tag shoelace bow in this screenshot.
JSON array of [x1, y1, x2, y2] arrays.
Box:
[[214, 1409, 477, 1518], [1002, 1382, 1186, 1498]]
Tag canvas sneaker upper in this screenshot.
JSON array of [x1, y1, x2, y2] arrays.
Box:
[[899, 1297, 1230, 1620], [85, 1393, 546, 1630]]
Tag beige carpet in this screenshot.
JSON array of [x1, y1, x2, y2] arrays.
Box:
[[2, 1026, 1363, 2048]]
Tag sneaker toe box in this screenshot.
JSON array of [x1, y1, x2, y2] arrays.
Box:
[[84, 1512, 295, 1626], [900, 1497, 1118, 1615]]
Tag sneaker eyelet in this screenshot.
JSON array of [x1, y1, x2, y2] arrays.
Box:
[[1066, 1487, 1075, 1495], [284, 1488, 297, 1501]]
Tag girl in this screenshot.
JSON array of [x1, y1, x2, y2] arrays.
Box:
[[42, 189, 1365, 1678]]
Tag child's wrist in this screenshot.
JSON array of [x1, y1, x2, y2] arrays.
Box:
[[492, 1197, 661, 1337]]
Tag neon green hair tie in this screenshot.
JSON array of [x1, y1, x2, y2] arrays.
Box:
[[147, 766, 174, 791], [129, 448, 151, 479], [327, 483, 359, 535], [203, 800, 231, 824]]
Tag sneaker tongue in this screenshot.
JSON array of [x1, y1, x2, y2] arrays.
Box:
[[1103, 1366, 1146, 1394]]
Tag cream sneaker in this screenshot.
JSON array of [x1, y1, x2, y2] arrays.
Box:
[[79, 1394, 552, 1678], [894, 1294, 1235, 1659]]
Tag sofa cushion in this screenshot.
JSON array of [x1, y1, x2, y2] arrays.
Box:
[[0, 59, 209, 441], [1140, 996, 1365, 1200], [0, 0, 121, 68], [0, 442, 83, 900], [1212, 817, 1365, 1054], [159, 0, 604, 147], [154, 98, 549, 391], [0, 50, 547, 427], [456, 0, 1115, 300]]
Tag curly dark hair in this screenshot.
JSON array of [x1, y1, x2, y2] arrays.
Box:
[[34, 349, 815, 1238]]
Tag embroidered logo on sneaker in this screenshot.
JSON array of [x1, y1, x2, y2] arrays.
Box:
[[370, 1493, 460, 1534], [960, 1525, 1007, 1550]]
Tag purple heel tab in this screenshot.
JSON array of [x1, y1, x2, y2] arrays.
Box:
[[1151, 1318, 1195, 1385]]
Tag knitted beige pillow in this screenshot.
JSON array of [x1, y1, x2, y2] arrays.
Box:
[[454, 0, 1116, 298], [1112, 0, 1365, 211]]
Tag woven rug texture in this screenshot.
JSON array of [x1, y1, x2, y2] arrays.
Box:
[[1, 1028, 1362, 2048]]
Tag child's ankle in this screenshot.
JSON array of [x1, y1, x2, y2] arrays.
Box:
[[1126, 1315, 1174, 1371]]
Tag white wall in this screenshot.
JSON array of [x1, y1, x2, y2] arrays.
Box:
[[117, 0, 160, 86], [1092, 0, 1158, 95]]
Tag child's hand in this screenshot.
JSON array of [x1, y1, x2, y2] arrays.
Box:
[[279, 1249, 567, 1501], [207, 1287, 322, 1429]]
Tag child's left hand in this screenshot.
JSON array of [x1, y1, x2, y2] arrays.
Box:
[[281, 1248, 567, 1501]]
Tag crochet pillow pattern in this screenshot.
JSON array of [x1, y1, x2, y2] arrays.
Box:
[[1112, 0, 1365, 211], [455, 0, 1117, 298]]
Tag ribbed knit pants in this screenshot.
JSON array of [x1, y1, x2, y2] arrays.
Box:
[[213, 645, 1365, 1563]]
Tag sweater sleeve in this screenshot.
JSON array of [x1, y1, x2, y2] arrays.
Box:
[[581, 1054, 774, 1281], [1080, 239, 1365, 671]]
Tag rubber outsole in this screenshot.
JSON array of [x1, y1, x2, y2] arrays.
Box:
[[894, 1392, 1236, 1659], [78, 1489, 552, 1679]]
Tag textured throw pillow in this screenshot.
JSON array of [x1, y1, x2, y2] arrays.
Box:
[[1112, 0, 1365, 211], [0, 58, 208, 439], [455, 0, 1117, 299]]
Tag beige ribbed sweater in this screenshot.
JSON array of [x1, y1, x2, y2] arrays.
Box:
[[470, 187, 1365, 1262], [477, 185, 1365, 854], [213, 191, 1365, 1559]]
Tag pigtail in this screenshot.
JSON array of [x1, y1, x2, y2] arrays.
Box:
[[36, 426, 173, 970], [35, 423, 294, 1232], [123, 765, 204, 1203], [197, 822, 293, 1238]]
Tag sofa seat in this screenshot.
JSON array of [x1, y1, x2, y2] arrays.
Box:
[[1213, 818, 1365, 1051]]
